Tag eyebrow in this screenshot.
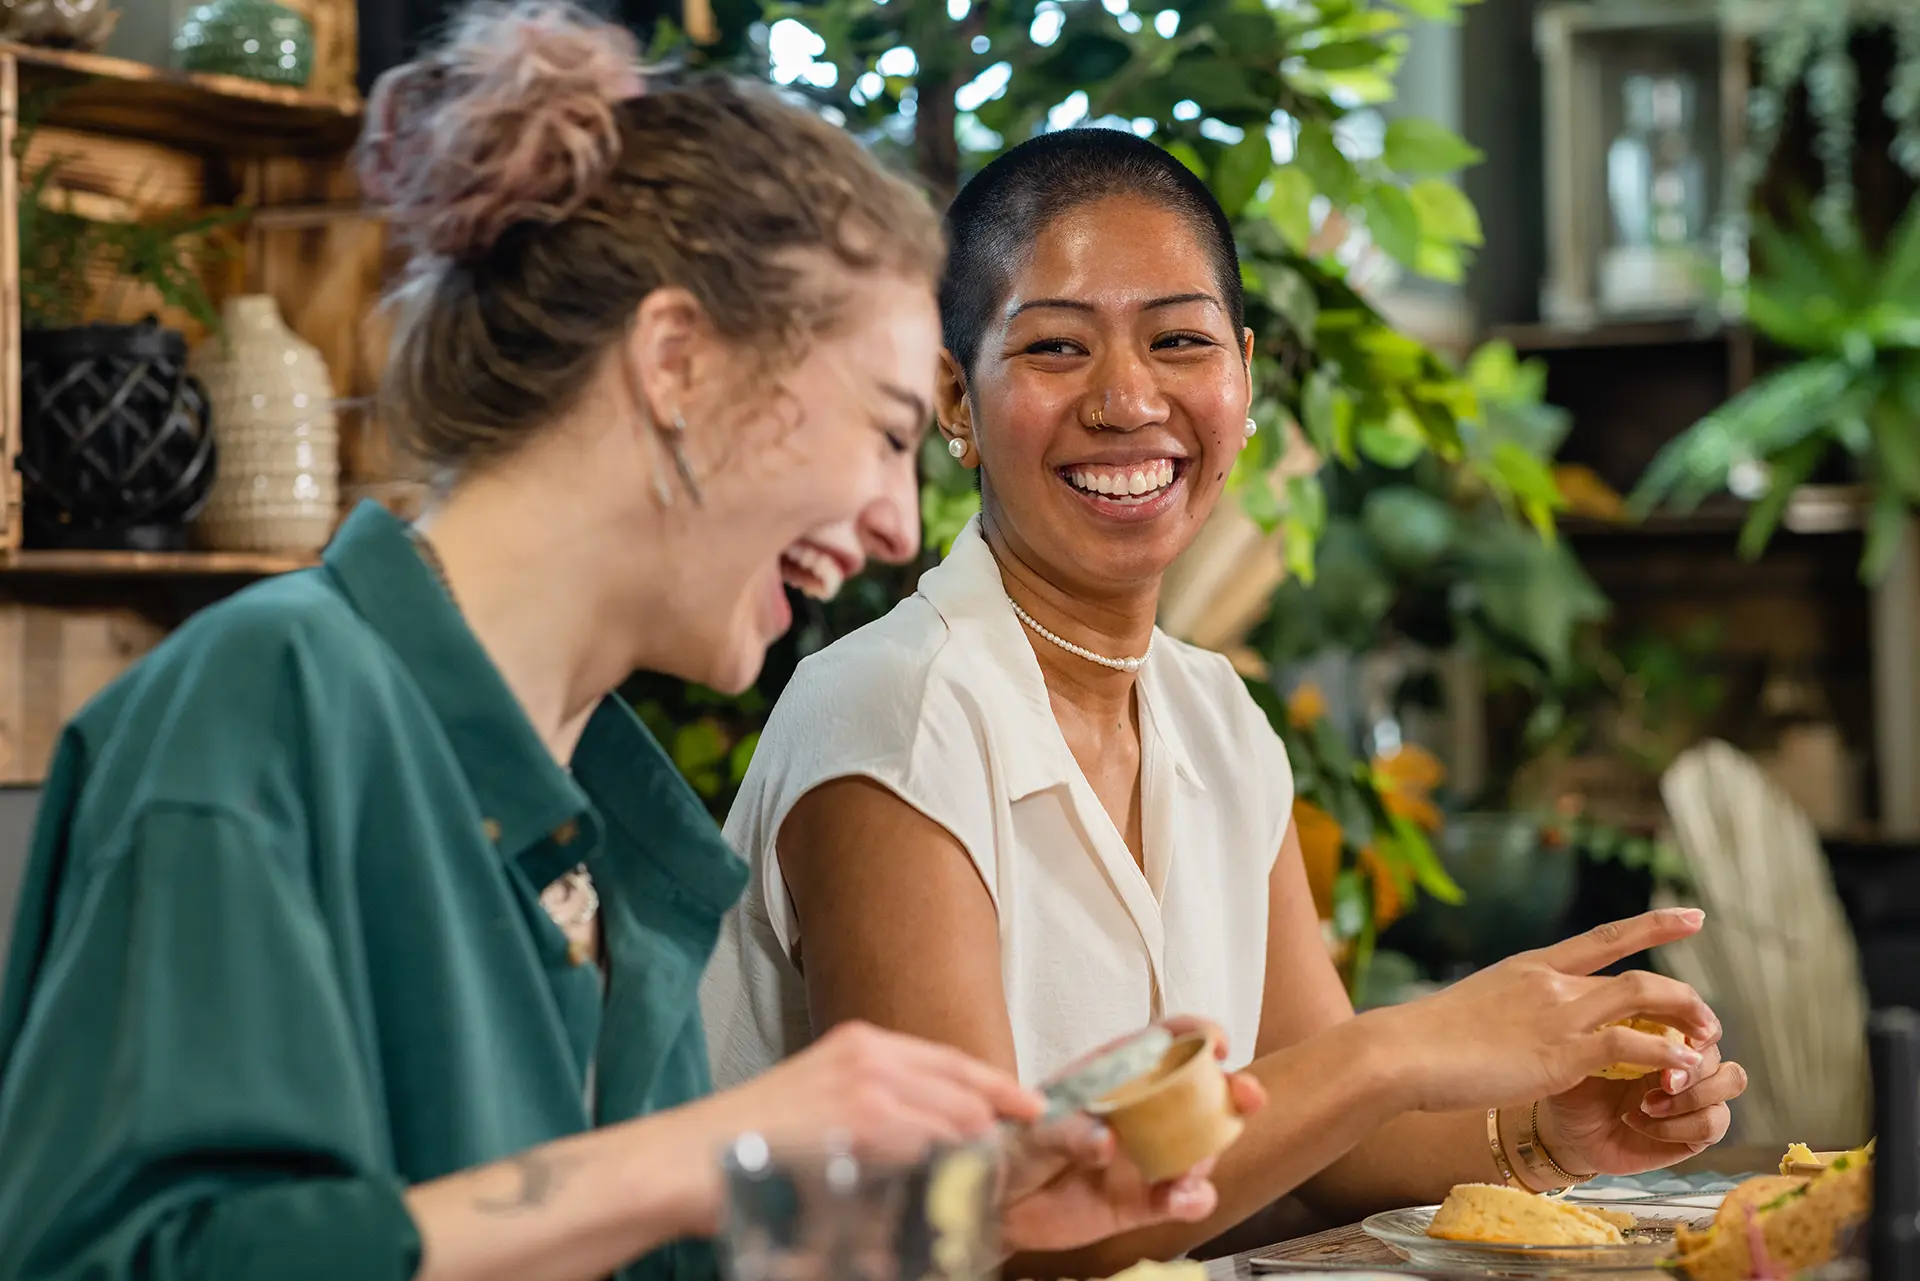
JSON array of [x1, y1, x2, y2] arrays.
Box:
[[1007, 292, 1222, 319], [880, 381, 931, 423]]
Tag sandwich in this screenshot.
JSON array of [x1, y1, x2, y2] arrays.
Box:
[[1427, 1182, 1635, 1245], [1672, 1145, 1872, 1280], [1591, 1018, 1689, 1080]]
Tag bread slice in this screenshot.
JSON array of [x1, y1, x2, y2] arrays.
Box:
[[1427, 1183, 1626, 1246], [1591, 1018, 1688, 1080], [1673, 1152, 1871, 1281]]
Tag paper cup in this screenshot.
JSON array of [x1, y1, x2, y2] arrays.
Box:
[[1088, 1029, 1245, 1183]]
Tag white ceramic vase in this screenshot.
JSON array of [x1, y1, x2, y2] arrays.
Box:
[[191, 295, 339, 555]]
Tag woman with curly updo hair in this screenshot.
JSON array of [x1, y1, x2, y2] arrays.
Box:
[[0, 6, 1254, 1280]]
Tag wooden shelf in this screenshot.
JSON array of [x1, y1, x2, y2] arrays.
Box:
[[1564, 485, 1869, 539], [0, 548, 317, 577], [6, 42, 362, 155], [1489, 318, 1731, 354]]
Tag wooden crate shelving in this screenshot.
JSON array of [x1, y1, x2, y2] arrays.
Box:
[[0, 39, 387, 784]]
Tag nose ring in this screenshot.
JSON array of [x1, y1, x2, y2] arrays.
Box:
[[1090, 406, 1106, 430]]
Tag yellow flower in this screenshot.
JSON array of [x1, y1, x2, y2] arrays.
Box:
[[1293, 798, 1342, 919], [1371, 743, 1446, 833], [1553, 463, 1626, 521], [1286, 683, 1327, 729], [1360, 846, 1407, 929]]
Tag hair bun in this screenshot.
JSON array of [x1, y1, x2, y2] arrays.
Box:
[[359, 1, 644, 260]]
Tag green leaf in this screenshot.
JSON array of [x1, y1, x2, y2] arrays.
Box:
[[1388, 814, 1465, 904], [1212, 129, 1275, 219], [1360, 182, 1421, 266], [1332, 868, 1370, 938], [1465, 339, 1522, 399], [1381, 117, 1483, 176], [1872, 395, 1920, 501], [1630, 358, 1857, 516], [1357, 406, 1426, 468], [1303, 372, 1357, 466], [1392, 0, 1468, 19], [1266, 164, 1316, 252], [1295, 120, 1360, 205], [1166, 141, 1206, 181], [1738, 435, 1829, 560], [1407, 177, 1483, 245], [728, 730, 761, 786], [1413, 239, 1466, 283], [1282, 474, 1329, 582], [670, 720, 729, 783], [1862, 484, 1912, 585], [1261, 262, 1320, 340], [1299, 38, 1391, 70]]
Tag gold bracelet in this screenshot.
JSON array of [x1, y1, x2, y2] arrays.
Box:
[[1486, 1107, 1524, 1191], [1528, 1100, 1596, 1192]]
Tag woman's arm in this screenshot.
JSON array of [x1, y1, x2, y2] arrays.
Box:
[[776, 781, 1430, 1270], [1247, 825, 1507, 1221], [0, 804, 1044, 1281], [779, 783, 1726, 1276]]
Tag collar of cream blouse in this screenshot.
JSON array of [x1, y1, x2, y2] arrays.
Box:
[[912, 515, 1207, 803]]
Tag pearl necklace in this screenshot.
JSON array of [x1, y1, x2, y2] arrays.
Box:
[[1006, 595, 1151, 673]]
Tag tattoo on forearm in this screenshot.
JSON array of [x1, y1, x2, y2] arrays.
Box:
[[473, 1152, 574, 1214]]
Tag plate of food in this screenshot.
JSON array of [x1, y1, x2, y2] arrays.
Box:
[[1361, 1183, 1721, 1274]]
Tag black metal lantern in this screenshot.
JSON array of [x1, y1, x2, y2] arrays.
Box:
[[19, 318, 218, 551]]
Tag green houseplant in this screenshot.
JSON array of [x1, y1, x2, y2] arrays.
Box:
[[630, 1, 1585, 979], [15, 108, 244, 550], [1630, 203, 1920, 583]]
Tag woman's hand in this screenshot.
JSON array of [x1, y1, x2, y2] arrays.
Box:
[[997, 1017, 1267, 1254], [1362, 909, 1723, 1115], [1535, 1038, 1747, 1178], [677, 1020, 1044, 1232]]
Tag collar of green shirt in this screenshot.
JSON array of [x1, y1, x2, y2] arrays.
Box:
[[321, 501, 745, 917]]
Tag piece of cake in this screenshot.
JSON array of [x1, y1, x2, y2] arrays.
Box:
[[1427, 1183, 1627, 1246], [1590, 1018, 1689, 1080], [1673, 1150, 1871, 1280]]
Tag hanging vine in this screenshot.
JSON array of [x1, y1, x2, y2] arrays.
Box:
[[1723, 0, 1920, 249]]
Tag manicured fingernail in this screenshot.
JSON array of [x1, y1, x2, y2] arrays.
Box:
[[1666, 1070, 1685, 1093], [1674, 908, 1705, 925], [1644, 1094, 1673, 1116]]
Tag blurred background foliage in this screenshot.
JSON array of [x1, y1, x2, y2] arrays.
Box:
[[622, 0, 1694, 996]]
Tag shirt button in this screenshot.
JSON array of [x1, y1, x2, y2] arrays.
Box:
[[552, 819, 578, 847], [482, 818, 502, 843]]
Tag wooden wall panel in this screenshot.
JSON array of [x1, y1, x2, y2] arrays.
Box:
[[281, 0, 359, 106], [0, 601, 167, 783]]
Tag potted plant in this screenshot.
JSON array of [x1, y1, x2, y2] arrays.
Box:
[[15, 135, 242, 551], [1629, 204, 1920, 582]]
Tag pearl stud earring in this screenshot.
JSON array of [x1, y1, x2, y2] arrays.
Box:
[[947, 436, 968, 459], [1244, 416, 1258, 439]]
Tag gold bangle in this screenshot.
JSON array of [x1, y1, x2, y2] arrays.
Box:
[[1528, 1100, 1596, 1193], [1486, 1107, 1525, 1191]]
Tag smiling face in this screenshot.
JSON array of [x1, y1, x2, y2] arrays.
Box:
[[956, 194, 1252, 600], [668, 269, 941, 693]]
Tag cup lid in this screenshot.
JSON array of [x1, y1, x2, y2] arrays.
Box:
[[1040, 1025, 1175, 1119]]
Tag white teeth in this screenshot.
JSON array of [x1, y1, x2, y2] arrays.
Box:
[[1067, 459, 1177, 500], [781, 543, 846, 601]]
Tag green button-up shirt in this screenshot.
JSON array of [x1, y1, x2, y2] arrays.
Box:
[[0, 501, 748, 1281]]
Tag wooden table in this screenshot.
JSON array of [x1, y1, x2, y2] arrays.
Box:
[[1205, 1224, 1399, 1277]]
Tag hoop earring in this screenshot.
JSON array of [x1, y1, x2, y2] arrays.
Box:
[[655, 412, 705, 507]]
